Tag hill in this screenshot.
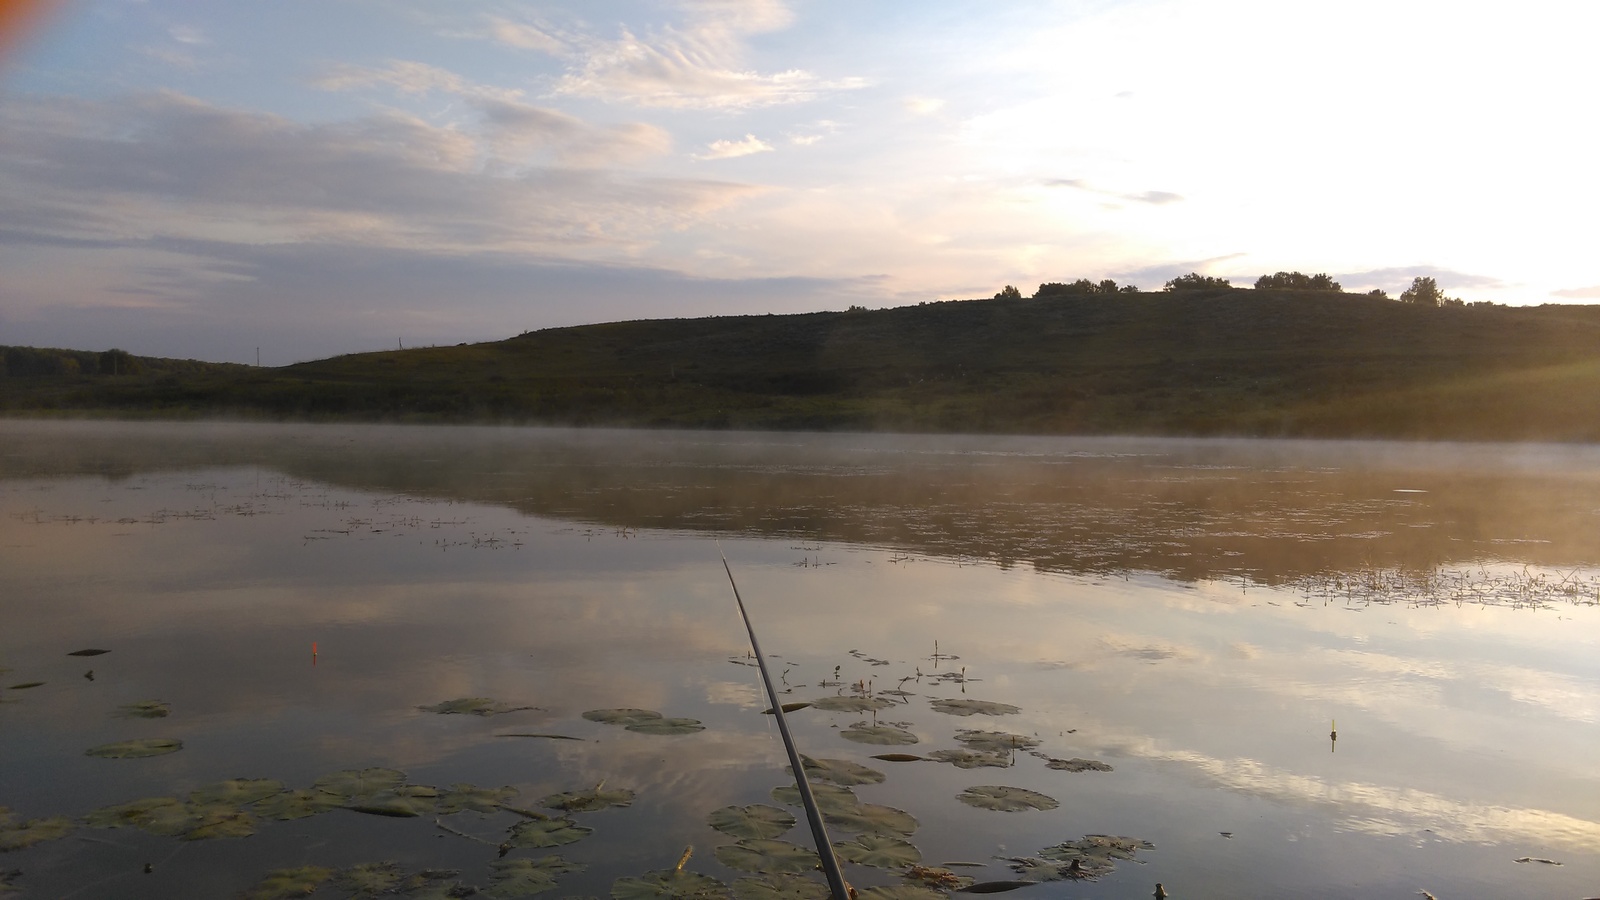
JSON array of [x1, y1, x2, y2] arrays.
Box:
[[7, 289, 1600, 440]]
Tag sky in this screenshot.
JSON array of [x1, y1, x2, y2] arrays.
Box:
[[1, 0, 1597, 365]]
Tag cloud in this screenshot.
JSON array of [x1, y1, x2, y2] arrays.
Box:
[[1113, 254, 1248, 285], [1552, 285, 1600, 299], [311, 59, 524, 103], [905, 97, 944, 116], [1044, 179, 1184, 206], [1337, 266, 1506, 291], [548, 1, 866, 109], [168, 25, 207, 45], [694, 134, 773, 161], [485, 17, 568, 55]]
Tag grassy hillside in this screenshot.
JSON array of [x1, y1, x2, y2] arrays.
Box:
[[7, 290, 1600, 440]]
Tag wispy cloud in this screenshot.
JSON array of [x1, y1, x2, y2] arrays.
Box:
[[1044, 179, 1183, 206], [311, 59, 524, 103], [1337, 266, 1506, 291], [694, 134, 773, 161], [1551, 285, 1600, 299]]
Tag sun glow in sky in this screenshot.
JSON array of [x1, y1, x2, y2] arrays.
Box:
[[1, 0, 1596, 364]]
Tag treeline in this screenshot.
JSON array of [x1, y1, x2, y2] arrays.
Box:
[[994, 271, 1495, 309], [0, 346, 236, 378]]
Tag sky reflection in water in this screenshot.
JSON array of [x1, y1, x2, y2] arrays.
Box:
[[1, 421, 1598, 899]]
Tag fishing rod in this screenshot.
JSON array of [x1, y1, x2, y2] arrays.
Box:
[[719, 546, 853, 900]]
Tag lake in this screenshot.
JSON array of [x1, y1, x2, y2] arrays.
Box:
[[2, 420, 1598, 899]]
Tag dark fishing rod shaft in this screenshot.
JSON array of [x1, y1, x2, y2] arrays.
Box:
[[720, 548, 851, 900]]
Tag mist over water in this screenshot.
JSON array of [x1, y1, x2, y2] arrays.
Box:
[[2, 421, 1598, 899]]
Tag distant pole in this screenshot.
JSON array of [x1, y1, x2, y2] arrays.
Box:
[[256, 347, 260, 367]]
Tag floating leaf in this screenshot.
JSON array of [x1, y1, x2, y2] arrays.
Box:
[[84, 797, 184, 830], [1042, 758, 1112, 773], [714, 839, 821, 875], [926, 750, 1011, 769], [182, 806, 257, 841], [957, 786, 1058, 813], [811, 697, 895, 713], [955, 881, 1033, 893], [488, 856, 585, 898], [6, 683, 43, 691], [190, 779, 285, 806], [85, 738, 182, 758], [859, 887, 947, 900], [346, 787, 436, 818], [393, 870, 471, 900], [798, 758, 885, 787], [313, 768, 406, 799], [612, 869, 727, 900], [336, 862, 404, 897], [438, 783, 519, 815], [419, 697, 538, 717], [823, 804, 918, 837], [117, 700, 171, 719], [869, 754, 925, 763], [732, 873, 830, 900], [0, 869, 19, 895], [839, 724, 917, 746], [902, 866, 974, 891], [708, 805, 796, 840], [952, 731, 1039, 753], [540, 787, 635, 813], [770, 784, 861, 815], [0, 808, 74, 852], [762, 703, 813, 715], [1038, 835, 1153, 866], [833, 833, 921, 868], [243, 866, 335, 900], [1004, 856, 1110, 882], [68, 649, 109, 657], [929, 699, 1021, 717], [583, 708, 664, 726], [496, 733, 584, 741], [507, 817, 593, 848], [253, 789, 344, 820], [626, 717, 705, 736]]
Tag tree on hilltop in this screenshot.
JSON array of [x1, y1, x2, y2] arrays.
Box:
[[994, 284, 1023, 301], [1164, 272, 1232, 291], [1255, 271, 1341, 291], [1400, 276, 1460, 307], [1035, 278, 1139, 297]]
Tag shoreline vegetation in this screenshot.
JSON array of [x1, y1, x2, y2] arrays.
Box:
[[7, 277, 1600, 442]]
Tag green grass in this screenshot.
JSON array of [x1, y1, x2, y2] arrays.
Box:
[[7, 290, 1600, 441]]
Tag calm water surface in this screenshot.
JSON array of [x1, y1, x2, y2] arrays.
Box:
[[2, 421, 1598, 899]]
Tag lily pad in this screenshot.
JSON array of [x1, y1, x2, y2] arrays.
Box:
[[419, 697, 538, 716], [393, 870, 472, 899], [1038, 835, 1153, 866], [957, 786, 1058, 813], [0, 808, 74, 852], [626, 717, 705, 735], [182, 806, 257, 841], [811, 696, 895, 713], [252, 789, 344, 820], [243, 866, 335, 900], [869, 754, 925, 763], [859, 887, 947, 900], [85, 738, 182, 758], [770, 784, 861, 816], [798, 757, 885, 787], [190, 779, 285, 806], [929, 699, 1021, 717], [731, 874, 830, 900], [839, 724, 918, 746], [117, 700, 172, 719], [314, 767, 406, 799], [68, 649, 110, 657], [901, 866, 975, 891], [714, 839, 821, 875], [926, 749, 1011, 769], [1042, 758, 1113, 773], [833, 833, 922, 868], [612, 869, 728, 900], [507, 817, 593, 848], [336, 862, 404, 897], [84, 797, 185, 830], [708, 804, 796, 840], [952, 731, 1039, 753], [540, 786, 635, 813], [583, 708, 665, 726], [823, 803, 918, 837], [488, 855, 585, 898], [346, 787, 437, 818], [7, 683, 43, 691], [762, 702, 814, 715], [438, 783, 519, 815]]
